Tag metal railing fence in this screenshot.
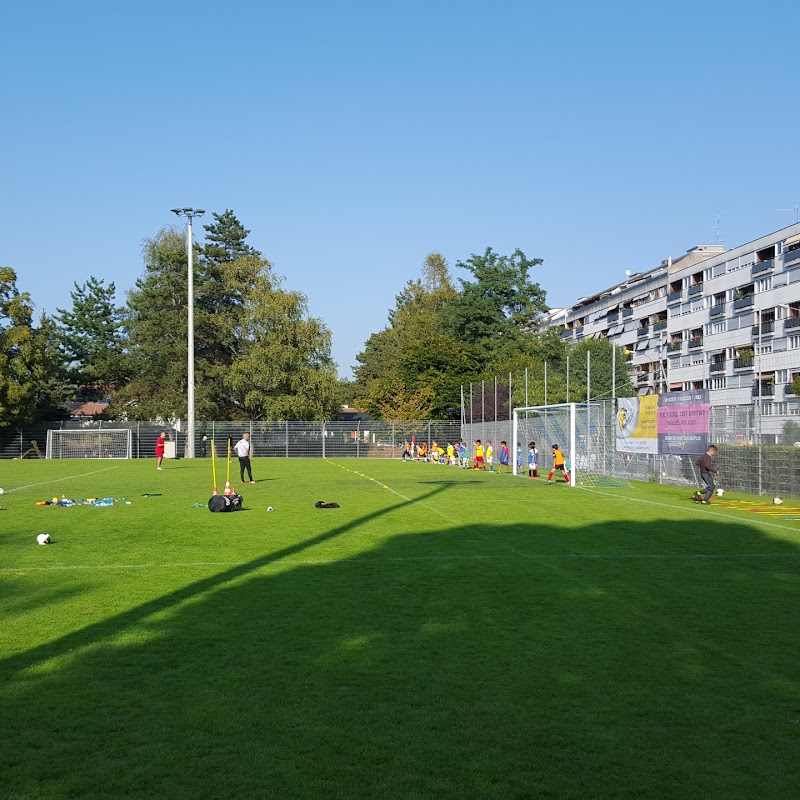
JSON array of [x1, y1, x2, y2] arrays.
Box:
[[0, 419, 461, 462]]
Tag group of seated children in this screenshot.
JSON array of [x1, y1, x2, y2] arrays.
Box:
[[402, 439, 513, 472]]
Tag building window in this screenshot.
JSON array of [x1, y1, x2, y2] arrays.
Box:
[[756, 344, 773, 355], [790, 336, 800, 349], [708, 377, 726, 390], [755, 277, 772, 293]]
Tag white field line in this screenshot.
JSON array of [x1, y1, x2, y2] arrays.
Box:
[[4, 551, 800, 574], [2, 466, 120, 494]]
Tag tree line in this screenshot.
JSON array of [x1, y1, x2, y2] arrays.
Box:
[[0, 210, 632, 428]]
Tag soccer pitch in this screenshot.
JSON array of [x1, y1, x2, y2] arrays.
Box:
[[1, 458, 799, 799]]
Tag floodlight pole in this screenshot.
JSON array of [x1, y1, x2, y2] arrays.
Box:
[[171, 207, 205, 458]]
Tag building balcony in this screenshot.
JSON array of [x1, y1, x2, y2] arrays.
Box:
[[784, 248, 800, 264], [653, 320, 667, 332], [606, 313, 619, 324], [666, 341, 683, 353], [785, 382, 796, 396], [733, 295, 754, 310], [622, 308, 633, 319], [688, 284, 703, 297], [667, 291, 682, 304], [752, 322, 775, 337], [574, 326, 584, 336], [560, 328, 574, 339], [710, 303, 726, 318], [752, 259, 774, 275], [636, 373, 651, 386], [734, 355, 754, 369], [785, 316, 800, 331], [637, 326, 650, 338], [688, 338, 703, 350], [710, 361, 726, 374], [752, 384, 775, 398]]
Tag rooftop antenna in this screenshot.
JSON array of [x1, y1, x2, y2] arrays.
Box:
[[715, 212, 722, 245], [778, 204, 800, 223], [625, 269, 631, 286]]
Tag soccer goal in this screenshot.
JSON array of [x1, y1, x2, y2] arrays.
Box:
[[512, 402, 630, 487], [46, 429, 133, 459], [513, 403, 577, 486]]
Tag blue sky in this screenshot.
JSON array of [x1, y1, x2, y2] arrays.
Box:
[[2, 0, 798, 378]]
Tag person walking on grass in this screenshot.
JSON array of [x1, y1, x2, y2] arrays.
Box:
[[694, 444, 719, 504], [547, 444, 570, 484], [485, 440, 494, 472], [234, 432, 256, 484]]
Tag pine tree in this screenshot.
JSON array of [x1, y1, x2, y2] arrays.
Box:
[[54, 277, 125, 399]]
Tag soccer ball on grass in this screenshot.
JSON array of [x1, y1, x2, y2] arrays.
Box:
[[37, 533, 51, 545], [773, 497, 783, 506], [716, 488, 724, 497]]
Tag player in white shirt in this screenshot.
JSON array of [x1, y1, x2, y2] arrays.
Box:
[[234, 433, 256, 484]]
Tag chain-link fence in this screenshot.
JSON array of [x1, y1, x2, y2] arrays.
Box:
[[0, 420, 461, 462], [462, 397, 800, 500]]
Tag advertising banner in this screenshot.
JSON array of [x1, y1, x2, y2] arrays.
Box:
[[656, 390, 709, 455], [615, 395, 658, 453], [615, 390, 709, 455]]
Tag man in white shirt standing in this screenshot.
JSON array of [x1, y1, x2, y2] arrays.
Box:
[[234, 432, 256, 484]]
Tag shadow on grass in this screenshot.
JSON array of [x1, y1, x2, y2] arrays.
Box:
[[2, 515, 799, 800]]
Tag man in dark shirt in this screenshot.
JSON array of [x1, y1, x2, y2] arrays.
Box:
[[694, 445, 719, 504]]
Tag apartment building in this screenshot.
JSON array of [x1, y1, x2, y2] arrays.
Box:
[[554, 223, 800, 438]]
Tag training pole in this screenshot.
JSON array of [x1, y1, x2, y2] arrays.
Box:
[[211, 440, 218, 495], [224, 438, 233, 496]]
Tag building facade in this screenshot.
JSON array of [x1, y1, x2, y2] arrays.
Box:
[[553, 223, 800, 440]]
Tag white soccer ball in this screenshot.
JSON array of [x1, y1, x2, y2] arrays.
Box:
[[773, 497, 783, 506], [0, 487, 4, 494], [37, 533, 51, 545], [267, 506, 274, 512], [716, 488, 724, 497]]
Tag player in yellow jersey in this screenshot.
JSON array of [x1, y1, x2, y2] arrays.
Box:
[[485, 440, 494, 471], [547, 444, 571, 484], [473, 439, 486, 470]]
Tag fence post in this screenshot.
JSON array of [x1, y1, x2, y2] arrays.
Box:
[[322, 421, 326, 459], [357, 421, 361, 458], [286, 420, 289, 458]]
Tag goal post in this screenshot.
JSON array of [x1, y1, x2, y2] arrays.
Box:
[[513, 403, 577, 486], [46, 429, 133, 459]]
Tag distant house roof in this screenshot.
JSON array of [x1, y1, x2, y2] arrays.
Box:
[[70, 401, 110, 417], [340, 405, 370, 422]]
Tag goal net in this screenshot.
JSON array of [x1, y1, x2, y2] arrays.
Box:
[[512, 402, 630, 487], [46, 429, 133, 459]]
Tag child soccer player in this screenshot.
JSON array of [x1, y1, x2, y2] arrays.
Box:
[[547, 444, 570, 484], [446, 441, 455, 465], [459, 440, 468, 468], [516, 443, 523, 472], [485, 440, 494, 471], [498, 441, 509, 473], [527, 441, 539, 479], [473, 440, 486, 470]]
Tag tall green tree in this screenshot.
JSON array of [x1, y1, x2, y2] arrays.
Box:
[[114, 228, 194, 420], [224, 272, 339, 419], [0, 267, 69, 426], [449, 247, 547, 367], [199, 209, 261, 267], [355, 252, 477, 418], [54, 277, 125, 398]]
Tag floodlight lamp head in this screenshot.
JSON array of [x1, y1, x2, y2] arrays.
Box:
[[195, 209, 205, 216], [170, 208, 182, 215]]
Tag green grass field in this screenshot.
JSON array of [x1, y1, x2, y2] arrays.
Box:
[[1, 457, 799, 800]]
